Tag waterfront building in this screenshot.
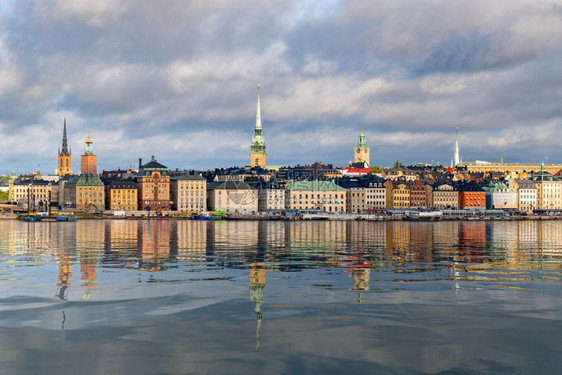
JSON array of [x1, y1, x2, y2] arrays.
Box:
[[137, 156, 170, 212], [207, 180, 258, 214], [250, 85, 266, 168], [106, 179, 138, 211], [64, 174, 105, 211], [170, 175, 207, 212], [410, 179, 431, 208], [80, 134, 97, 175], [353, 129, 370, 167], [249, 181, 286, 211], [458, 184, 485, 209], [286, 180, 347, 213], [459, 161, 562, 175], [384, 180, 411, 209], [483, 182, 517, 210], [431, 183, 459, 209], [57, 119, 72, 176], [338, 176, 386, 214], [12, 180, 58, 210], [451, 127, 461, 167], [508, 179, 537, 213], [528, 163, 562, 209]]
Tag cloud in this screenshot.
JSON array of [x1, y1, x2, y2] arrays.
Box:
[[0, 0, 561, 174]]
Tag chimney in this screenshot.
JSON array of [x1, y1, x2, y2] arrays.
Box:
[[138, 158, 143, 169]]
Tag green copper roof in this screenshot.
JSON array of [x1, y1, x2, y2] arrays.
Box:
[[251, 85, 266, 155], [286, 179, 346, 191], [76, 173, 104, 186]]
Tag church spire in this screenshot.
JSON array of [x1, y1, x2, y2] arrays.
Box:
[[250, 85, 266, 168], [452, 127, 460, 167], [61, 118, 70, 155]]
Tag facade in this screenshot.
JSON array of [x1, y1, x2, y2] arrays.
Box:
[[67, 174, 105, 211], [459, 161, 562, 175], [57, 119, 72, 176], [137, 156, 171, 211], [508, 179, 537, 213], [431, 183, 459, 209], [483, 182, 517, 210], [353, 129, 370, 167], [106, 180, 138, 211], [528, 163, 562, 210], [255, 182, 286, 211], [410, 179, 429, 208], [207, 180, 258, 214], [170, 175, 207, 212], [12, 180, 58, 210], [286, 180, 347, 213], [80, 134, 97, 175], [250, 86, 266, 168], [339, 177, 386, 214], [384, 180, 411, 209], [458, 185, 486, 209]]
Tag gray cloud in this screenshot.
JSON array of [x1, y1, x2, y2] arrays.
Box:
[[0, 0, 561, 174]]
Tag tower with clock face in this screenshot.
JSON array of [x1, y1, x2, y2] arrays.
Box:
[[354, 129, 370, 167]]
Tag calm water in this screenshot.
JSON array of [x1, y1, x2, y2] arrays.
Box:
[[0, 220, 561, 374]]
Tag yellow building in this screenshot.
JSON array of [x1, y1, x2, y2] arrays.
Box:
[[384, 180, 411, 209], [107, 180, 138, 211], [459, 161, 562, 175], [11, 180, 57, 210]]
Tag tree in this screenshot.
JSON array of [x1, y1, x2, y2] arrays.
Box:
[[369, 165, 382, 173], [393, 161, 403, 169]]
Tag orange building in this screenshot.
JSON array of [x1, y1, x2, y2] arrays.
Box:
[[137, 156, 170, 212], [458, 185, 486, 209]]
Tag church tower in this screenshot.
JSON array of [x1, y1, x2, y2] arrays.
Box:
[[80, 134, 97, 175], [250, 85, 266, 168], [354, 128, 370, 167], [57, 119, 72, 176], [451, 127, 461, 167]]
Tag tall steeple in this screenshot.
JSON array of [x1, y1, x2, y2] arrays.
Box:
[[250, 85, 266, 168], [452, 127, 461, 167], [57, 119, 72, 176], [354, 128, 370, 167], [61, 118, 70, 155]]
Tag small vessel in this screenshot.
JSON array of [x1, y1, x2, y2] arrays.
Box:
[[22, 216, 39, 222]]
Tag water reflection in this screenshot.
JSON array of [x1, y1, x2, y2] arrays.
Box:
[[0, 220, 561, 295], [1, 220, 562, 373]]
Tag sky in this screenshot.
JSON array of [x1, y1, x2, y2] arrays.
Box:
[[1, 0, 562, 175]]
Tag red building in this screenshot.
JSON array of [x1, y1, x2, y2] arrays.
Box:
[[458, 184, 485, 209]]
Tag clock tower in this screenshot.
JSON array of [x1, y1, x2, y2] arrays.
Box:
[[354, 128, 370, 167]]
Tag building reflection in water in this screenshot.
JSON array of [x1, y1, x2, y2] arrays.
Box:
[[2, 219, 561, 303], [138, 220, 171, 272], [249, 262, 266, 350]]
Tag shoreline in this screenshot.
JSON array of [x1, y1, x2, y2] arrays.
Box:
[[3, 214, 562, 222]]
